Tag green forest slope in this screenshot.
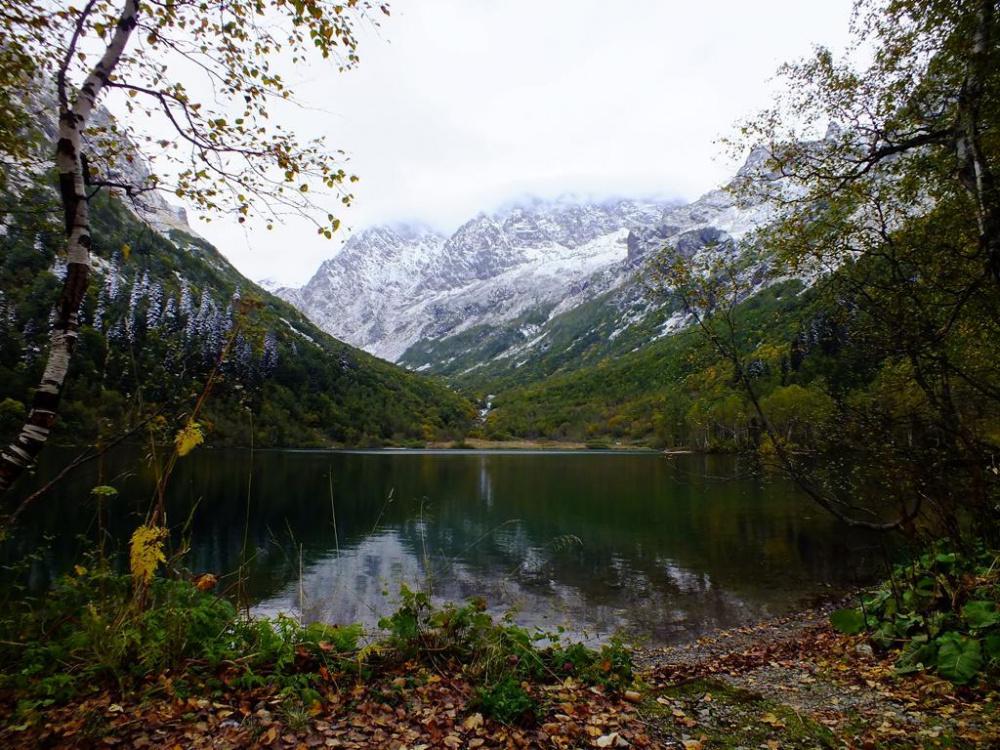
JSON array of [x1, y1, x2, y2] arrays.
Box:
[[0, 186, 474, 448], [477, 280, 856, 449]]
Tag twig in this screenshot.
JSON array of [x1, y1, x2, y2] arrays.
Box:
[[2, 410, 163, 528]]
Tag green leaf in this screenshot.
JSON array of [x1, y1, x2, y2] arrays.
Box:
[[961, 600, 1000, 630], [936, 634, 982, 684], [894, 612, 925, 636], [914, 576, 937, 597], [830, 608, 865, 635], [895, 636, 936, 675], [984, 634, 1000, 663], [935, 552, 957, 567], [871, 620, 897, 650], [925, 610, 949, 638]]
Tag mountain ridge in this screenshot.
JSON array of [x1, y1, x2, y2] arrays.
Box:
[[273, 149, 784, 382], [270, 196, 680, 361]]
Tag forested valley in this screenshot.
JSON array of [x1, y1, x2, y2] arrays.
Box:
[[1, 0, 999, 748]]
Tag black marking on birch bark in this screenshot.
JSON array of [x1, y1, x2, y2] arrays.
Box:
[[118, 12, 138, 32], [58, 174, 77, 232], [58, 264, 90, 321], [32, 391, 61, 413]]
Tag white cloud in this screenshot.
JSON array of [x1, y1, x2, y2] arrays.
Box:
[[157, 0, 856, 285]]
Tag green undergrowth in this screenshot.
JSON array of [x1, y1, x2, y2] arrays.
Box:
[[379, 585, 633, 723], [0, 567, 359, 717], [0, 573, 633, 728], [831, 540, 1000, 685]]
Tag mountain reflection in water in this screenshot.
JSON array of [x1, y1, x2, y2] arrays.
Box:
[[4, 449, 885, 645]]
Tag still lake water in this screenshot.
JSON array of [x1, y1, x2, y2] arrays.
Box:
[[5, 448, 887, 645]]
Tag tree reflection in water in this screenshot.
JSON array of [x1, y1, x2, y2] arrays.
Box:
[[3, 449, 886, 645]]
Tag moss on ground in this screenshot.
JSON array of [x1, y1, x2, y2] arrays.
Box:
[[641, 679, 837, 749]]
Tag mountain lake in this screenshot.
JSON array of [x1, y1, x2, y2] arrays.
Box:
[[4, 448, 888, 646]]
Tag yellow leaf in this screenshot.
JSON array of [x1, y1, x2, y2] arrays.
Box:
[[462, 712, 484, 730], [73, 565, 87, 576], [129, 525, 167, 584], [121, 243, 131, 261], [761, 711, 786, 728], [175, 421, 204, 457]]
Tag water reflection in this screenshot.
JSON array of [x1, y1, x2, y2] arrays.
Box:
[[3, 449, 885, 645]]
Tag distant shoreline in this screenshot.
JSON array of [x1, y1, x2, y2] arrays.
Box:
[[424, 438, 659, 452], [50, 438, 695, 454], [281, 444, 661, 456]]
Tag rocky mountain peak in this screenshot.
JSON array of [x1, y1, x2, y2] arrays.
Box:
[[272, 183, 771, 364]]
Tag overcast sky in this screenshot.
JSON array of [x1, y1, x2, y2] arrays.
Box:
[[177, 0, 856, 286]]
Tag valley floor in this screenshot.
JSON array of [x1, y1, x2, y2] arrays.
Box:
[[6, 607, 997, 749]]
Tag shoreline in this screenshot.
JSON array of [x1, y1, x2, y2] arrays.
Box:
[[4, 598, 996, 748], [45, 430, 722, 454], [46, 438, 681, 454]]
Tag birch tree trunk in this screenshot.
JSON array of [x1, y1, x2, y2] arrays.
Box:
[[957, 0, 1000, 285], [0, 0, 140, 496]]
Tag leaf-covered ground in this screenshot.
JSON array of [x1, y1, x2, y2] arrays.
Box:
[[642, 607, 1000, 749], [2, 667, 654, 749], [4, 608, 998, 748]]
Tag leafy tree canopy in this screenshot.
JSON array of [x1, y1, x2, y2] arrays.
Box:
[[1, 0, 388, 234]]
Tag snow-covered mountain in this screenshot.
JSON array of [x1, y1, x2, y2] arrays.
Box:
[[272, 199, 673, 362], [273, 149, 784, 374]]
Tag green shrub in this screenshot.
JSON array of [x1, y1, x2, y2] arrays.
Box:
[[376, 586, 633, 721], [474, 676, 537, 725], [0, 567, 360, 709], [0, 569, 237, 702], [831, 540, 1000, 685], [0, 397, 26, 436]]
